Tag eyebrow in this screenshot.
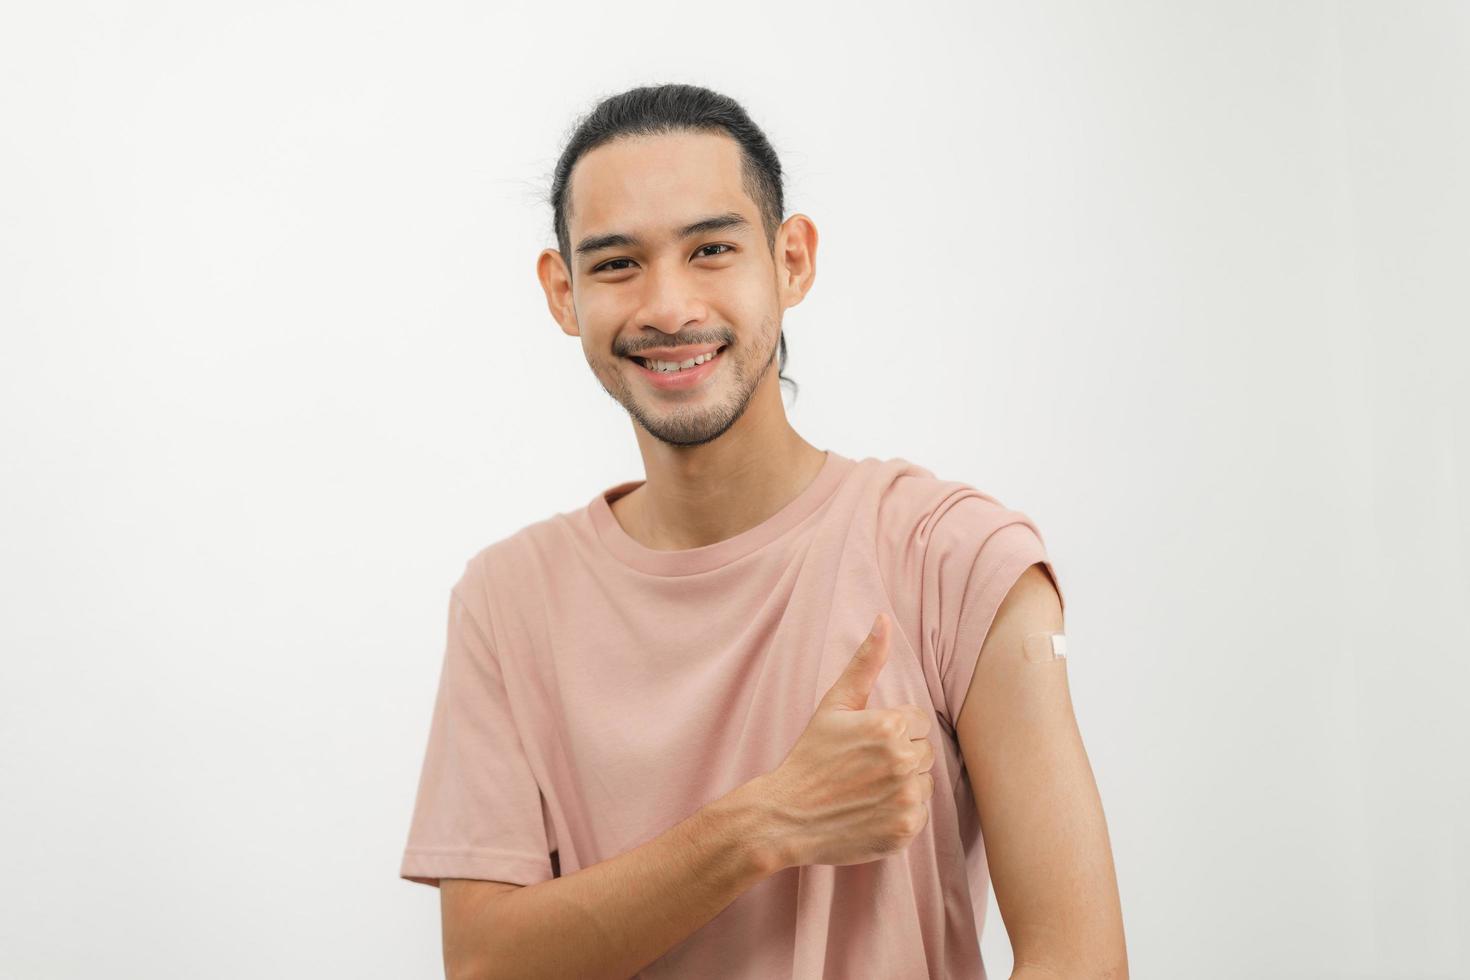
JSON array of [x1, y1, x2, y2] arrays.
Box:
[[574, 211, 751, 258]]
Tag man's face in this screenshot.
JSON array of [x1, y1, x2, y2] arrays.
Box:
[[554, 131, 784, 448]]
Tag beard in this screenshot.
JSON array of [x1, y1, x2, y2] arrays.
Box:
[[591, 320, 780, 448]]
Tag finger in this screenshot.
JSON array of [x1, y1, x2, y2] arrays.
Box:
[[898, 703, 932, 740], [902, 737, 934, 774], [915, 739, 936, 774], [821, 613, 891, 712]]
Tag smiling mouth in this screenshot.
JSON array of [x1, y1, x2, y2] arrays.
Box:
[[629, 345, 728, 373]]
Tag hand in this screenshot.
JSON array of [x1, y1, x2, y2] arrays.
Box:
[[755, 613, 936, 870]]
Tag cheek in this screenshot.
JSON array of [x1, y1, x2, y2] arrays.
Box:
[[716, 280, 775, 331], [573, 290, 623, 328]]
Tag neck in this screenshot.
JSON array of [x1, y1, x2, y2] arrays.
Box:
[[616, 422, 827, 553]]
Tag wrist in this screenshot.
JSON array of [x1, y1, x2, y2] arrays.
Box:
[[711, 774, 795, 877]]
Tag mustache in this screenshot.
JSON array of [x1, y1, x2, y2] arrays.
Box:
[[621, 338, 732, 357]]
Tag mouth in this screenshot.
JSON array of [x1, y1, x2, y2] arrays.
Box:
[[627, 344, 728, 389]]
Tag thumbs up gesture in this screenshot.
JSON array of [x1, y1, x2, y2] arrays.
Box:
[[753, 613, 937, 870]]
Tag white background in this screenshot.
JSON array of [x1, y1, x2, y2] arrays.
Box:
[[2, 2, 1466, 978]]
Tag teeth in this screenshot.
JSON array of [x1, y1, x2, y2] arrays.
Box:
[[642, 349, 720, 373]]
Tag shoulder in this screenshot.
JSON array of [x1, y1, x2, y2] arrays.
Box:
[[860, 454, 1045, 559], [451, 505, 583, 621]]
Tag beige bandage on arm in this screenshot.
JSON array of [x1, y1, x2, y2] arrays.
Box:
[[1022, 630, 1067, 663]]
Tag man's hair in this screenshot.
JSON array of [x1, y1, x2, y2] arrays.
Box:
[[546, 83, 797, 398]]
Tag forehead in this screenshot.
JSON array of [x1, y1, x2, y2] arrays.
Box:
[[565, 130, 753, 241]]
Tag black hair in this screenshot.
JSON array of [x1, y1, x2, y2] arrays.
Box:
[[545, 83, 797, 400]]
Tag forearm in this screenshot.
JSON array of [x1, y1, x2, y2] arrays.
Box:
[[466, 780, 783, 980], [1009, 956, 1128, 979]]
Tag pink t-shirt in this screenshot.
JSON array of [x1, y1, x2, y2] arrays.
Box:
[[400, 449, 1064, 979]]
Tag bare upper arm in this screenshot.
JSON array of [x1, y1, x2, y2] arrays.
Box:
[[440, 878, 525, 979], [954, 563, 1128, 976]]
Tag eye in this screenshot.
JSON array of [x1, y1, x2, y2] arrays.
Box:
[[591, 244, 734, 275]]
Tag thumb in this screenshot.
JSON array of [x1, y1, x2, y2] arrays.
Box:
[[820, 613, 891, 712]]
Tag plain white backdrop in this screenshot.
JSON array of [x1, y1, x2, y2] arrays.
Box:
[[2, 2, 1465, 977]]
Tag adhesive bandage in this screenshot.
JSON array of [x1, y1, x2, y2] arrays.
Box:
[[1022, 631, 1067, 663]]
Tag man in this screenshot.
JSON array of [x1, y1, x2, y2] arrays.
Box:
[[400, 82, 1127, 979]]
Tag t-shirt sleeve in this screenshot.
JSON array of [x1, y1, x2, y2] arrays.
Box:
[[399, 572, 555, 889], [934, 520, 1064, 728], [894, 488, 1066, 735]]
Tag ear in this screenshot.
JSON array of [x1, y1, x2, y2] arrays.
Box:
[[537, 247, 580, 338], [773, 213, 818, 312]]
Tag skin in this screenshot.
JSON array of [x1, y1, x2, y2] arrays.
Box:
[[957, 564, 1129, 975], [442, 128, 1127, 977], [535, 130, 827, 550]]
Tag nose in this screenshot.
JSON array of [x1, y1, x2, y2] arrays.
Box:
[[631, 259, 709, 335]]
